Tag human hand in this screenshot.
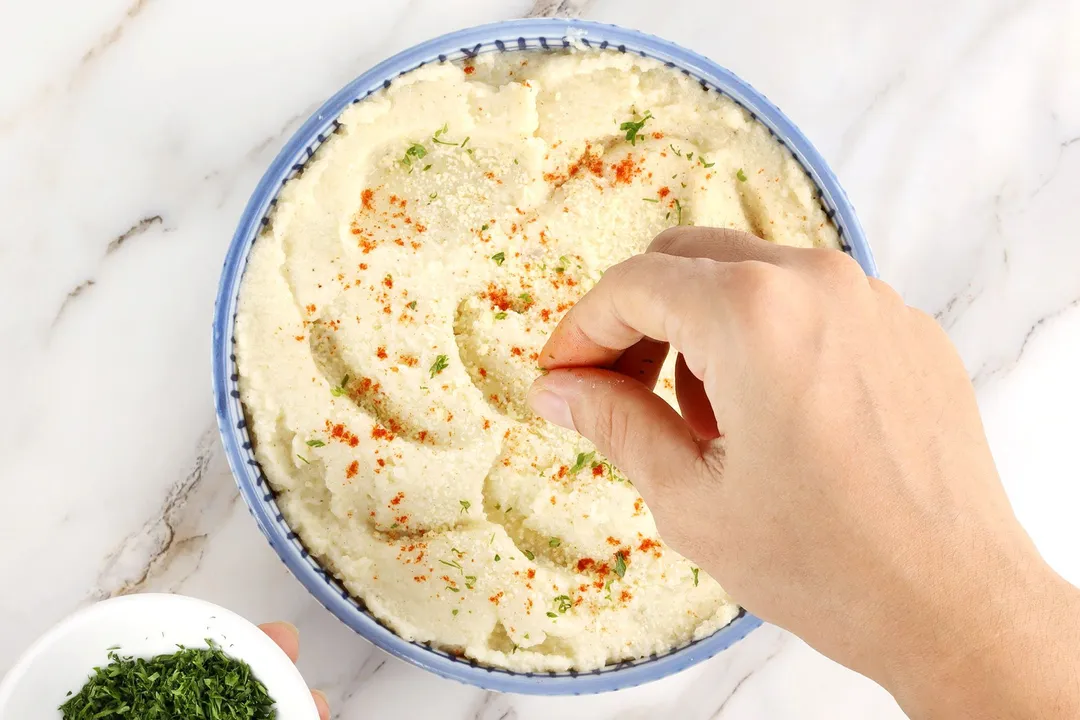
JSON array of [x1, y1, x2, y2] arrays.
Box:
[[259, 622, 331, 720], [527, 227, 1080, 718]]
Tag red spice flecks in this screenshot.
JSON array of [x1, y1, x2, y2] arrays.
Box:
[[638, 538, 661, 553], [361, 188, 375, 211], [463, 64, 476, 75], [345, 461, 359, 479], [483, 419, 491, 430], [489, 592, 503, 605], [383, 274, 394, 289], [606, 536, 620, 546], [526, 569, 536, 579], [376, 457, 386, 467], [359, 263, 368, 270], [417, 430, 428, 443], [359, 237, 377, 254], [619, 589, 633, 602], [613, 154, 641, 184], [633, 498, 645, 514], [398, 354, 418, 367], [592, 464, 604, 477], [390, 492, 405, 506], [376, 346, 388, 360], [414, 575, 428, 582], [596, 563, 611, 579], [576, 558, 596, 573], [478, 367, 488, 378], [305, 304, 316, 314], [393, 238, 405, 247], [658, 186, 671, 199], [539, 308, 552, 322], [651, 131, 664, 140], [483, 284, 512, 311], [510, 346, 524, 357], [556, 465, 568, 479], [371, 425, 394, 441], [396, 514, 408, 524]]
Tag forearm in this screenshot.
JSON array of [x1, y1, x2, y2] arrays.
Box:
[[886, 561, 1080, 719]]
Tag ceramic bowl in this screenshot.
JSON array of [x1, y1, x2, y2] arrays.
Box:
[[0, 594, 319, 719], [212, 18, 876, 695]]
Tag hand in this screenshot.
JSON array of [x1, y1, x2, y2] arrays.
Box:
[[259, 622, 331, 720], [527, 227, 1080, 718]]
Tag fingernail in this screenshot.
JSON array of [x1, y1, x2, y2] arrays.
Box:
[[278, 621, 299, 637], [311, 689, 329, 705], [528, 387, 576, 431]]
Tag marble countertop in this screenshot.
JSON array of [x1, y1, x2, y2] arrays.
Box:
[[2, 0, 1077, 717]]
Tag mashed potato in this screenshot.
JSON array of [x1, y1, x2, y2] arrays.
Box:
[[235, 49, 838, 671]]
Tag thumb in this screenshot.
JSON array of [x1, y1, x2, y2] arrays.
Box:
[[526, 367, 703, 494]]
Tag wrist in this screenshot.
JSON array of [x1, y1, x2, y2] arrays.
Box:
[[884, 552, 1080, 719]]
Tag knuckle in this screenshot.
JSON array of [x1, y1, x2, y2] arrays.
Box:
[[592, 389, 633, 460], [803, 247, 864, 282], [647, 225, 694, 254]]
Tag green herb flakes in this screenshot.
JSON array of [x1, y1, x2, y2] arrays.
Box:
[[491, 251, 506, 265], [331, 374, 350, 397], [554, 595, 572, 613], [460, 499, 471, 513], [464, 575, 477, 589], [494, 311, 508, 320], [620, 111, 653, 146], [305, 439, 325, 447], [494, 554, 501, 562], [737, 168, 748, 182], [523, 549, 535, 561], [669, 144, 682, 157], [548, 537, 561, 548], [407, 300, 418, 310], [452, 609, 459, 616], [429, 354, 449, 378], [401, 142, 427, 169], [674, 198, 684, 225], [296, 454, 310, 464], [642, 197, 659, 203], [570, 451, 596, 475], [691, 567, 700, 587], [432, 124, 458, 145], [59, 641, 275, 720], [547, 611, 558, 618], [614, 551, 628, 578]]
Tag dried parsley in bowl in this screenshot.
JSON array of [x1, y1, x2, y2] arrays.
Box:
[[60, 639, 275, 719]]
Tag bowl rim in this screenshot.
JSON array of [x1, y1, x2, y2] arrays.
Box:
[[212, 17, 875, 696]]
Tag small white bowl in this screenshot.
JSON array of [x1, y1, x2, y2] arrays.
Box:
[[0, 594, 319, 719]]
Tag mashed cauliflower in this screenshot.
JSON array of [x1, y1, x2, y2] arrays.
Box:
[[236, 49, 838, 671]]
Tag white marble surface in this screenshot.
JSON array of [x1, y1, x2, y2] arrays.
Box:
[[2, 0, 1077, 717]]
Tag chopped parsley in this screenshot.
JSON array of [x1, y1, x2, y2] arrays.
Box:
[[614, 551, 627, 578], [642, 197, 659, 203], [446, 585, 460, 592], [686, 151, 694, 161], [330, 373, 350, 396], [619, 111, 653, 146], [555, 255, 571, 273], [491, 251, 506, 265], [480, 223, 489, 232], [440, 559, 464, 572], [546, 611, 558, 618], [523, 549, 535, 561], [494, 311, 508, 320], [401, 142, 427, 169], [701, 156, 715, 168], [604, 580, 614, 601], [58, 640, 275, 720], [451, 547, 464, 557], [674, 198, 684, 225], [494, 554, 501, 562], [464, 575, 477, 590], [432, 124, 458, 145], [429, 354, 449, 378], [460, 136, 470, 149], [407, 300, 418, 310], [554, 595, 572, 613], [691, 567, 700, 587], [548, 537, 561, 548], [737, 168, 748, 182], [570, 451, 596, 475], [669, 143, 682, 157], [429, 192, 438, 200], [459, 499, 471, 513], [306, 439, 325, 447], [518, 293, 532, 304], [452, 608, 459, 616], [423, 164, 432, 171], [296, 454, 310, 464]]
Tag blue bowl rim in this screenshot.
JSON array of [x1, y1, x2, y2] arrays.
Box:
[[212, 18, 876, 696]]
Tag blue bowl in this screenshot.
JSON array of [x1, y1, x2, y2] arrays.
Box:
[[212, 18, 876, 695]]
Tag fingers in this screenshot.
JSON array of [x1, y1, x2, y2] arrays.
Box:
[[539, 253, 730, 370], [259, 621, 300, 663], [611, 337, 669, 390], [648, 225, 788, 264], [674, 353, 720, 440], [527, 367, 703, 498], [260, 621, 331, 719], [312, 690, 331, 720]]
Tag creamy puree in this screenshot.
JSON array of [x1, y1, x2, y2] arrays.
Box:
[[236, 50, 839, 671]]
